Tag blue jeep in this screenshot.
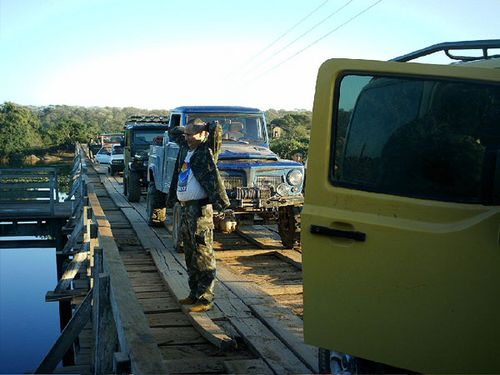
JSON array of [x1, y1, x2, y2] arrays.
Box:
[[147, 106, 304, 248]]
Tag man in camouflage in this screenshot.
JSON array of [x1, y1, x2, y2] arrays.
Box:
[[167, 118, 229, 312]]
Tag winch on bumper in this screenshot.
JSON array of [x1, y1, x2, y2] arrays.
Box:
[[229, 186, 304, 209], [220, 166, 305, 211]]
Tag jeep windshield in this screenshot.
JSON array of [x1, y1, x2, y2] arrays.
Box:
[[186, 114, 267, 144], [332, 74, 500, 204], [133, 130, 163, 152]]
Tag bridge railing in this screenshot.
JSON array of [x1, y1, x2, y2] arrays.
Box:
[[0, 167, 58, 216], [36, 143, 169, 375], [87, 184, 169, 374]]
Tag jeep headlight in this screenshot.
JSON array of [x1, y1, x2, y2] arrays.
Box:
[[286, 169, 303, 186], [276, 183, 290, 196]]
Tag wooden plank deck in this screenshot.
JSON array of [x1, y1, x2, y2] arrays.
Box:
[[98, 166, 317, 374], [83, 164, 266, 374], [38, 156, 312, 374]]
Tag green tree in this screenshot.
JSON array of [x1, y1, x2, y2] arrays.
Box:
[[270, 137, 308, 160], [267, 111, 311, 160], [0, 102, 42, 156]]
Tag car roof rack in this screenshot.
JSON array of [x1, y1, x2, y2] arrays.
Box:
[[126, 115, 169, 124], [392, 39, 500, 62]]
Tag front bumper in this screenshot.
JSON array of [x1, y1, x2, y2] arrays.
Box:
[[110, 161, 124, 171], [228, 187, 303, 210]]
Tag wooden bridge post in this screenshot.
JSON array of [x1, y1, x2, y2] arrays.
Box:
[[93, 273, 118, 375], [52, 215, 75, 366], [34, 290, 93, 374], [91, 245, 103, 373], [53, 217, 75, 366], [49, 169, 57, 216], [83, 206, 94, 287], [92, 244, 119, 374]]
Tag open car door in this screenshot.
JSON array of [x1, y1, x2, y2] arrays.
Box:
[[302, 58, 500, 373]]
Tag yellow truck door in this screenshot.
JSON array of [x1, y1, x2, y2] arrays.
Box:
[[302, 58, 500, 373]]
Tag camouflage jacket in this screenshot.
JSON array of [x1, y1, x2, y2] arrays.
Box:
[[167, 125, 230, 209]]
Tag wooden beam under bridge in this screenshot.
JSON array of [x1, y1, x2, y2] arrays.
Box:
[[0, 239, 57, 248]]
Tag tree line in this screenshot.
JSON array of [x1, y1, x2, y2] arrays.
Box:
[[0, 102, 312, 161]]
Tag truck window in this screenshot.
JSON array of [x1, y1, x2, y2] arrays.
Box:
[[332, 74, 500, 203], [186, 114, 267, 144], [170, 114, 181, 127], [133, 131, 163, 152]]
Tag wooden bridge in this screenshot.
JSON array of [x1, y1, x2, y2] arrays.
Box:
[[28, 144, 315, 375]]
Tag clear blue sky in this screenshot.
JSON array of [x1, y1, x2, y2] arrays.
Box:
[[1, 0, 498, 110]]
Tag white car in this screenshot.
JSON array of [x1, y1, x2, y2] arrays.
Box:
[[95, 147, 111, 164], [108, 144, 124, 176]]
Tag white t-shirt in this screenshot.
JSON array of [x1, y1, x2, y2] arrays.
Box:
[[176, 150, 208, 202]]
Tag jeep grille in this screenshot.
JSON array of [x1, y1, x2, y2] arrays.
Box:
[[222, 176, 244, 190], [255, 175, 282, 189]]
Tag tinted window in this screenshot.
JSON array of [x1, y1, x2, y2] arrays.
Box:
[[332, 74, 500, 203], [170, 114, 181, 127]]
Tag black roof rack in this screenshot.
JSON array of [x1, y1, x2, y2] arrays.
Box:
[[392, 39, 500, 62], [125, 115, 169, 124]]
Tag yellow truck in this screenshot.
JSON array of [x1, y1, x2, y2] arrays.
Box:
[[302, 40, 500, 373]]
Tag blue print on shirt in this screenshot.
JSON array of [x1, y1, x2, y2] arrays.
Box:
[[178, 161, 190, 192]]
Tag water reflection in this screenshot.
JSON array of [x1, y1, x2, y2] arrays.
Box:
[[0, 247, 61, 374]]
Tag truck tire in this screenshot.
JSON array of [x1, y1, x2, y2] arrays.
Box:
[[172, 202, 183, 253], [126, 170, 141, 202], [318, 348, 360, 374], [318, 348, 398, 374], [146, 182, 166, 226], [278, 205, 301, 248]]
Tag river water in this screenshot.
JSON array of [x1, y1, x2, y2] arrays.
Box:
[[0, 247, 61, 374], [0, 158, 73, 374]]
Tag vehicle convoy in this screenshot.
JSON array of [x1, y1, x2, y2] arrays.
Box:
[[147, 106, 305, 248], [122, 115, 169, 202], [302, 40, 500, 374], [108, 144, 124, 176]]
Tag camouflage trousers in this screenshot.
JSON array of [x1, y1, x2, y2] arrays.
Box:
[[179, 203, 216, 303]]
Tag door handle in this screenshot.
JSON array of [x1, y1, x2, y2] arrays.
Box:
[[310, 225, 366, 242]]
